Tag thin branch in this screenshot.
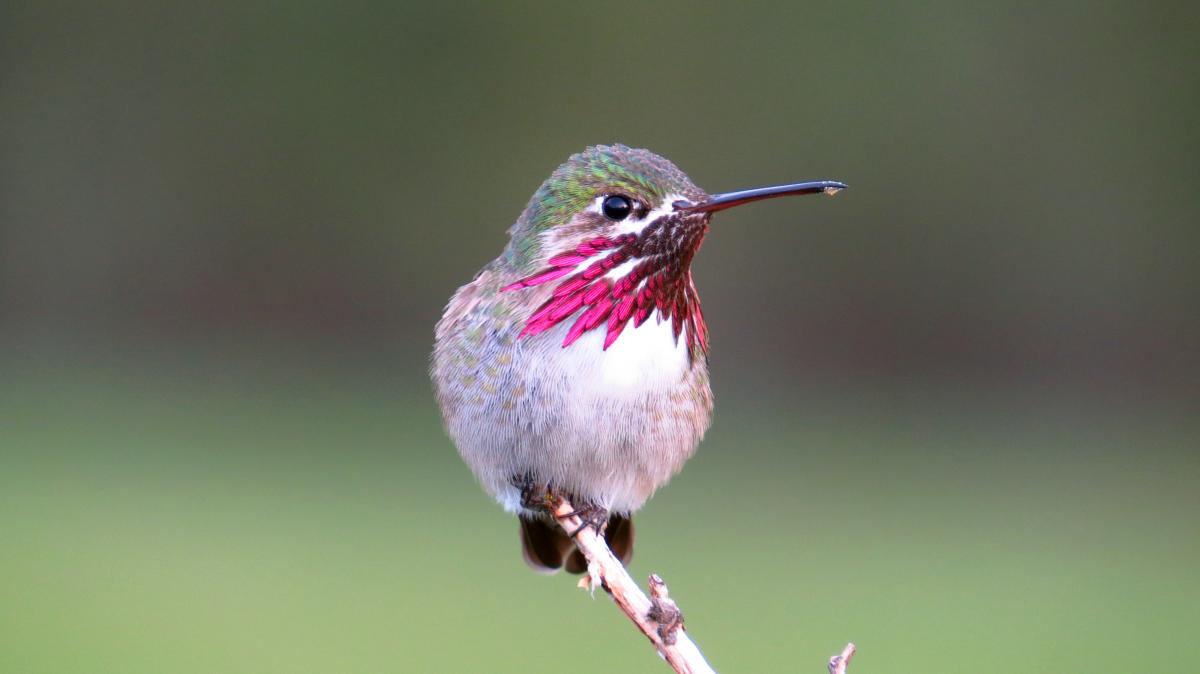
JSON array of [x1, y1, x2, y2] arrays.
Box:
[[550, 495, 857, 674], [828, 643, 856, 674], [550, 495, 717, 674]]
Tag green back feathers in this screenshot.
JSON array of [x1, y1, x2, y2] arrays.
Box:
[[504, 145, 703, 268]]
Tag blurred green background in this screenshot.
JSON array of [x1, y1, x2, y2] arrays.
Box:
[[2, 2, 1198, 673]]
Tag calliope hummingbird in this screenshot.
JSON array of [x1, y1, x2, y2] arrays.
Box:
[[432, 144, 844, 572]]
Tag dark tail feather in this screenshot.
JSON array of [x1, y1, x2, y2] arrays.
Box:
[[519, 516, 574, 572], [563, 514, 634, 575], [606, 514, 634, 565]]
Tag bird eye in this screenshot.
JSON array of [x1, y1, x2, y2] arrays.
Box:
[[601, 195, 633, 221]]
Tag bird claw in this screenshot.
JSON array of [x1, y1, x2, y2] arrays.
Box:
[[556, 502, 609, 537], [513, 473, 551, 511], [511, 475, 607, 537]]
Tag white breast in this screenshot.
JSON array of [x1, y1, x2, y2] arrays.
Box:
[[490, 308, 706, 515], [544, 313, 690, 402]]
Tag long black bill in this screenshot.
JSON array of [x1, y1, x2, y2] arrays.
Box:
[[674, 180, 847, 214]]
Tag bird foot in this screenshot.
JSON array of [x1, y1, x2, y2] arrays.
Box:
[[511, 475, 607, 537], [555, 501, 609, 538], [513, 473, 552, 511]]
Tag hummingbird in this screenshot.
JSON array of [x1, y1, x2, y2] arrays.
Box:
[[432, 144, 844, 573]]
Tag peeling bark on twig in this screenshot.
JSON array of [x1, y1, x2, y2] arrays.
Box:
[[550, 495, 856, 674], [828, 643, 856, 674], [550, 496, 716, 674]]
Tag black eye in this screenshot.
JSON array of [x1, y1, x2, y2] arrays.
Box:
[[602, 195, 633, 221]]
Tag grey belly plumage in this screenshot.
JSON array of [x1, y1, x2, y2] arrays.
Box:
[[433, 292, 712, 516]]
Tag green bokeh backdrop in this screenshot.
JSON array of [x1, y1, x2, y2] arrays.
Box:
[[2, 2, 1197, 673]]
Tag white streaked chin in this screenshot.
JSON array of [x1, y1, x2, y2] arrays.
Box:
[[534, 193, 684, 285]]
